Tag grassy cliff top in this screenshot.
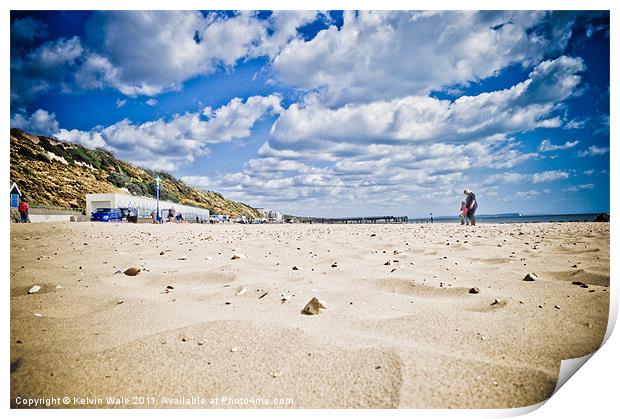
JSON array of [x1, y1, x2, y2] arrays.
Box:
[[10, 128, 261, 218]]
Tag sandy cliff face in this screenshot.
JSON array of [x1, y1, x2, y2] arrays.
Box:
[[9, 128, 260, 218]]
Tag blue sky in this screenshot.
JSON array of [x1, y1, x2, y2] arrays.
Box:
[[10, 10, 610, 217]]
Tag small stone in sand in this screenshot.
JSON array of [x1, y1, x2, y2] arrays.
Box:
[[554, 305, 561, 309], [231, 254, 247, 260], [28, 285, 41, 294], [331, 262, 338, 268], [523, 273, 538, 282], [123, 267, 141, 276], [491, 298, 501, 306], [302, 297, 327, 315], [160, 251, 165, 255], [270, 371, 281, 378], [572, 281, 589, 288], [236, 287, 248, 296], [166, 285, 174, 290], [231, 347, 239, 352], [292, 266, 301, 270], [117, 300, 124, 305], [198, 340, 205, 346], [469, 287, 480, 294]]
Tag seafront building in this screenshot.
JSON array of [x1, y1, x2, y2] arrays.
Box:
[[255, 207, 283, 223], [85, 192, 210, 222]]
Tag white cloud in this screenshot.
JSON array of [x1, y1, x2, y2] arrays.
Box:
[[564, 118, 586, 129], [531, 170, 570, 183], [74, 11, 266, 96], [564, 183, 595, 192], [193, 55, 583, 214], [538, 139, 579, 152], [145, 98, 158, 106], [11, 36, 84, 103], [270, 56, 584, 151], [271, 11, 574, 106], [10, 109, 60, 135], [11, 17, 48, 46], [201, 95, 282, 142], [115, 98, 127, 108], [578, 145, 609, 157], [53, 95, 281, 170]]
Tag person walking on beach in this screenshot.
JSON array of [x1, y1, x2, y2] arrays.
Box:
[[464, 189, 477, 226], [17, 197, 30, 223], [459, 201, 470, 225]]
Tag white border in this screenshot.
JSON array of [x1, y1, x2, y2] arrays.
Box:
[[2, 1, 616, 418]]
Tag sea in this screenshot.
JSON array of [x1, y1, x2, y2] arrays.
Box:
[[409, 213, 605, 224]]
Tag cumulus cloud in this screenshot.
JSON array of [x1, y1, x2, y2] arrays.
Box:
[[145, 98, 158, 106], [270, 56, 583, 152], [12, 11, 320, 101], [11, 35, 84, 103], [75, 11, 265, 96], [563, 183, 595, 192], [52, 95, 281, 171], [484, 170, 572, 186], [538, 139, 579, 152], [11, 17, 48, 47], [531, 170, 570, 183], [578, 145, 609, 157], [271, 11, 576, 106], [10, 109, 60, 135], [189, 56, 583, 214]]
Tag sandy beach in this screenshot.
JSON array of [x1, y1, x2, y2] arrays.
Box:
[[10, 221, 609, 408]]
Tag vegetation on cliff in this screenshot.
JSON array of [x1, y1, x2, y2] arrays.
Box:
[[10, 128, 261, 218]]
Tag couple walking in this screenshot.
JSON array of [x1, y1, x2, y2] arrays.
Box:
[[459, 190, 477, 226]]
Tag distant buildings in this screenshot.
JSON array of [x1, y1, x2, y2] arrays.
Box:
[[255, 207, 283, 223], [85, 192, 210, 222]]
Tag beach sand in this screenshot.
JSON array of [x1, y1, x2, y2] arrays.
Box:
[[10, 221, 609, 408]]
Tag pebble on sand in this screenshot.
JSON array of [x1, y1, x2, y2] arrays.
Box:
[[571, 281, 589, 288], [231, 254, 247, 260], [468, 287, 480, 294], [123, 267, 141, 276], [302, 297, 327, 315], [28, 285, 41, 294], [523, 273, 538, 282], [236, 287, 248, 296]]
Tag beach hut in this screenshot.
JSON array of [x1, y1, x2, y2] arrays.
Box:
[[10, 182, 22, 208]]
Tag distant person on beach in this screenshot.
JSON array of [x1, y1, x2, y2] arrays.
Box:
[[464, 189, 477, 226], [167, 208, 175, 223], [151, 211, 157, 224], [18, 197, 30, 223], [175, 213, 184, 223], [459, 201, 470, 225]]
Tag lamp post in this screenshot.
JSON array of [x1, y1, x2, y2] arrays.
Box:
[[156, 176, 161, 223]]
